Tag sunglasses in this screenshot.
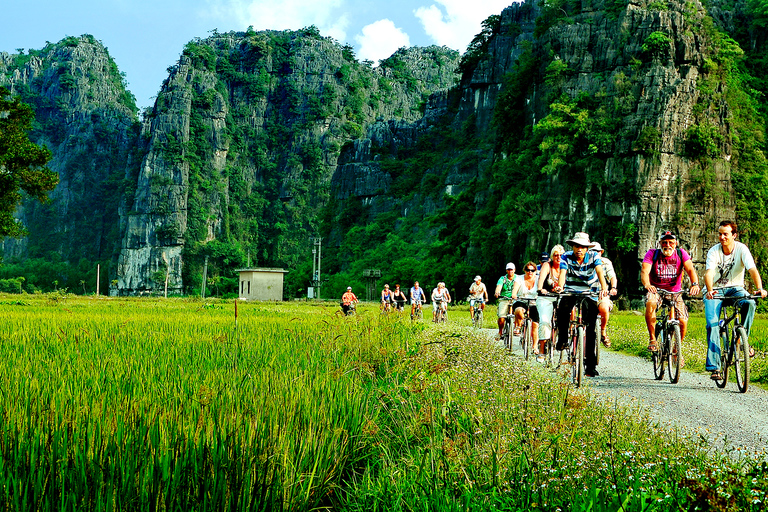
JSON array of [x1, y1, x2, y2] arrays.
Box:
[[525, 268, 536, 272]]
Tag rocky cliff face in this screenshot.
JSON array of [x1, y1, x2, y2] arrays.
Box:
[[0, 35, 140, 289], [114, 30, 459, 294], [324, 0, 748, 290]]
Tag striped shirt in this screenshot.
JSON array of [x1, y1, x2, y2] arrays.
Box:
[[560, 251, 602, 293]]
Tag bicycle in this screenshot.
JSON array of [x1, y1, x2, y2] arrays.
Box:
[[469, 297, 485, 329], [538, 292, 560, 368], [433, 297, 447, 323], [709, 287, 760, 393], [555, 291, 601, 388], [380, 299, 392, 315], [510, 298, 536, 360], [650, 289, 686, 384], [339, 301, 356, 316], [411, 299, 424, 321]]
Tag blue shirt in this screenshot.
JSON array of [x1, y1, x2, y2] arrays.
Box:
[[560, 251, 602, 293], [410, 286, 426, 302]]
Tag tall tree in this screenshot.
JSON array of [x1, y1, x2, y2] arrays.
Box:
[[0, 87, 58, 238]]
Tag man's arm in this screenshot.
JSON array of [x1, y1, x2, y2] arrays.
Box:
[[748, 266, 768, 298], [595, 265, 608, 297], [494, 281, 502, 298], [704, 268, 716, 299], [683, 260, 700, 295], [640, 262, 655, 294]]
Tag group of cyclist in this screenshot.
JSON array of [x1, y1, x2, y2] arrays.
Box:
[[344, 220, 765, 381]]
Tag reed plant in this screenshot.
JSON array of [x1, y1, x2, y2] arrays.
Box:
[[0, 296, 766, 510]]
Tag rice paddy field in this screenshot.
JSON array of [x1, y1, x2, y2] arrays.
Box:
[[1, 293, 768, 510]]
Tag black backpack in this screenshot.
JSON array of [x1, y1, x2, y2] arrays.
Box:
[[651, 248, 683, 279]]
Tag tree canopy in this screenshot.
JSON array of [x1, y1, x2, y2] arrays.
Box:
[[0, 87, 57, 238]]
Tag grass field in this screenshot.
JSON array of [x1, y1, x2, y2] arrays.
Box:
[[0, 294, 767, 510]]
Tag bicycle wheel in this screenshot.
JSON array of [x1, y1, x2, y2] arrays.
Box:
[[594, 317, 601, 366], [501, 320, 511, 351], [716, 329, 729, 388], [734, 326, 750, 393], [652, 332, 665, 381], [524, 318, 533, 361], [667, 324, 682, 384], [574, 326, 585, 387], [521, 319, 530, 360]]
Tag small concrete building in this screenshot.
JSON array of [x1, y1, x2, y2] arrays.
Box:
[[237, 268, 288, 301]]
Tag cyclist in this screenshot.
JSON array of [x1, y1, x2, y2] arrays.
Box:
[[591, 242, 618, 347], [392, 284, 407, 311], [381, 284, 393, 312], [703, 221, 767, 380], [431, 282, 451, 321], [512, 261, 541, 360], [494, 262, 517, 340], [469, 275, 488, 321], [341, 286, 358, 315], [640, 231, 700, 355], [537, 244, 565, 349], [555, 232, 609, 377], [410, 281, 427, 318]]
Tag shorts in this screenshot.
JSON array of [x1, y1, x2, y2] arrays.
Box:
[[512, 301, 540, 323], [646, 291, 688, 321], [598, 296, 614, 310], [433, 300, 447, 311], [498, 299, 512, 318]]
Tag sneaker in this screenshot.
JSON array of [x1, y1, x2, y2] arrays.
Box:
[[536, 354, 546, 363], [710, 370, 723, 381], [585, 368, 599, 377]]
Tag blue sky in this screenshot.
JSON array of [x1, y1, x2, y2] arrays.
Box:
[[1, 0, 516, 111]]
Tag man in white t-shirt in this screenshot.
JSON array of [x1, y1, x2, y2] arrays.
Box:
[[703, 220, 767, 380]]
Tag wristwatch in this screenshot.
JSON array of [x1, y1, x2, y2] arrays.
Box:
[[691, 283, 699, 287]]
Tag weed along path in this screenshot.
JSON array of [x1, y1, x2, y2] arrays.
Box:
[[497, 331, 768, 458]]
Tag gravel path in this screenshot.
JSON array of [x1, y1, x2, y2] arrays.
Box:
[[494, 331, 768, 458]]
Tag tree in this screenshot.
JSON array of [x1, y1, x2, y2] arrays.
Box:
[[0, 87, 58, 238]]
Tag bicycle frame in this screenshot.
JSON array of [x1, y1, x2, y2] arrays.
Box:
[[652, 290, 684, 384], [709, 287, 759, 393], [556, 291, 600, 387]]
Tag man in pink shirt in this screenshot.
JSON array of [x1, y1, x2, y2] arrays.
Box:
[[640, 231, 701, 352]]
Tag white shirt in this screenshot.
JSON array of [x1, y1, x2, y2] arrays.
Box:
[[705, 241, 756, 288]]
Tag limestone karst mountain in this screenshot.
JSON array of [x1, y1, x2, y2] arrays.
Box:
[[1, 0, 767, 298]]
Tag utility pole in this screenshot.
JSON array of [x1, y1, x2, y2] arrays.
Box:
[[310, 237, 323, 299], [201, 256, 209, 298]]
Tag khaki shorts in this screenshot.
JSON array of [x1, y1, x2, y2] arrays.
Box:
[[646, 291, 688, 321], [498, 299, 512, 318]]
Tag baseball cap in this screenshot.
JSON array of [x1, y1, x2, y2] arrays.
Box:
[[505, 262, 515, 271], [540, 252, 550, 262], [592, 242, 603, 252], [659, 231, 677, 241], [474, 275, 481, 281]]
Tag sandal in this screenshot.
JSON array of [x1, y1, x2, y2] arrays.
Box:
[[513, 328, 521, 336], [749, 347, 756, 358], [647, 340, 659, 352], [710, 370, 723, 381], [602, 335, 611, 348]]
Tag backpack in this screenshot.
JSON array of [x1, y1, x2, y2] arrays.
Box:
[[651, 248, 683, 279]]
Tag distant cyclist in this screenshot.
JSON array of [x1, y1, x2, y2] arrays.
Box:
[[640, 231, 700, 354], [341, 286, 358, 315], [431, 282, 451, 321], [381, 284, 393, 311], [537, 244, 564, 347], [703, 221, 767, 381], [410, 281, 427, 318], [469, 275, 488, 321], [392, 284, 407, 311], [494, 262, 517, 340]]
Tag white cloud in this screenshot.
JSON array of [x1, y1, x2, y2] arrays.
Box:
[[414, 0, 514, 51], [354, 19, 410, 64], [202, 0, 349, 42]]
